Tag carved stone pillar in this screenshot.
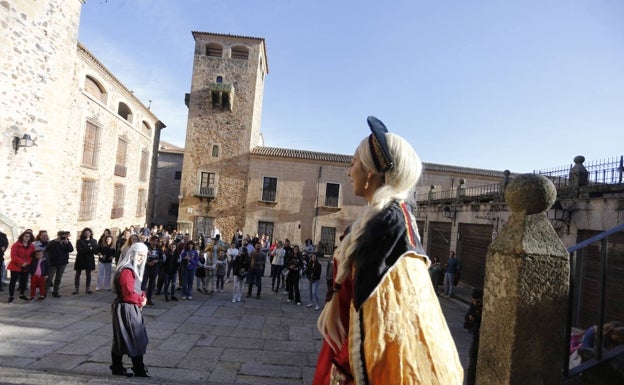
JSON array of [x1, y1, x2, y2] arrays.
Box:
[[477, 173, 570, 385]]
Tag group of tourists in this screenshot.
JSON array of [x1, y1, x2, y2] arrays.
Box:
[[2, 116, 470, 383]]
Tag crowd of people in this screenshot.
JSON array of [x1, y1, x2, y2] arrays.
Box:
[[0, 225, 326, 309]]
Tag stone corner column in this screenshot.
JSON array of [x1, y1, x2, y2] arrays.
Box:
[[476, 173, 570, 385]]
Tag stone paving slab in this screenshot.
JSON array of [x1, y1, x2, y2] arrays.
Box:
[[0, 258, 471, 384]]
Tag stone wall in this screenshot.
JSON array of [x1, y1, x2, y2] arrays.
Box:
[[0, 0, 83, 236], [0, 0, 162, 241], [244, 155, 363, 247], [153, 145, 183, 227], [178, 33, 267, 239]]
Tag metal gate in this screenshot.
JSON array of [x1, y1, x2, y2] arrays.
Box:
[[194, 216, 214, 241], [457, 223, 493, 289], [427, 221, 452, 263], [319, 226, 336, 256], [575, 230, 624, 328]]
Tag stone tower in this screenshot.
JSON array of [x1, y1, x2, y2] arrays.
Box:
[[177, 32, 268, 241]]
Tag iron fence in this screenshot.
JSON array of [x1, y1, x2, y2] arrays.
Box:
[[535, 156, 624, 187]]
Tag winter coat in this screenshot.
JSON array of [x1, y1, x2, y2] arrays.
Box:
[[8, 242, 34, 272], [75, 238, 97, 271]]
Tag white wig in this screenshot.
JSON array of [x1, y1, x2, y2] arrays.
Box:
[[116, 242, 148, 282], [318, 124, 423, 352]]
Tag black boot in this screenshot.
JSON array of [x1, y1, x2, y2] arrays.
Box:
[[131, 355, 150, 377], [110, 352, 132, 377], [246, 284, 252, 298]]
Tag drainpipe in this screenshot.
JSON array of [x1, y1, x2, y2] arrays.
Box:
[[313, 166, 322, 243]]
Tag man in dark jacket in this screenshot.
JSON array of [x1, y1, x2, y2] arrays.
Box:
[[46, 231, 74, 297]]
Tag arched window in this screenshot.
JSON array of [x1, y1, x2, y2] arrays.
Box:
[[206, 43, 223, 57], [231, 45, 249, 60], [216, 76, 223, 83], [212, 145, 219, 157], [84, 75, 107, 103], [117, 102, 133, 122]]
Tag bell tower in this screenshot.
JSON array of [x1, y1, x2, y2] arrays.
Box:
[[178, 32, 268, 239]]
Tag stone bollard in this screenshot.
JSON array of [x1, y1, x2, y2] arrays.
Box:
[[476, 174, 570, 385]]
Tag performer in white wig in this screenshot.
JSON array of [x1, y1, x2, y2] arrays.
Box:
[[313, 116, 463, 385], [110, 242, 150, 377]]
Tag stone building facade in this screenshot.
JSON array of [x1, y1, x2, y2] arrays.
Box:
[[0, 0, 164, 241], [177, 32, 506, 248], [177, 32, 267, 240], [152, 141, 183, 228]]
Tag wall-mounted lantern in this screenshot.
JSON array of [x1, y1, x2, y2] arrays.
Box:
[[12, 134, 36, 154]]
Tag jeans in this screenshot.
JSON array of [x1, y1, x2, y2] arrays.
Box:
[[141, 267, 157, 300], [232, 275, 244, 301], [271, 265, 284, 291], [74, 269, 92, 291], [443, 272, 456, 296], [163, 272, 176, 297], [309, 279, 320, 307], [182, 269, 195, 297], [47, 264, 66, 294], [226, 261, 232, 278], [216, 275, 224, 290], [286, 271, 301, 303], [96, 262, 112, 290], [247, 268, 262, 297]]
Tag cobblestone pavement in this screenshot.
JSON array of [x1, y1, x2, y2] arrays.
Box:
[[0, 258, 470, 384]]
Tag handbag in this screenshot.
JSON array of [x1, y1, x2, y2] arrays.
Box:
[[281, 268, 289, 278]]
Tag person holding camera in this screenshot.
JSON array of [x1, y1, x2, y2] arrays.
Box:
[[45, 230, 74, 297]]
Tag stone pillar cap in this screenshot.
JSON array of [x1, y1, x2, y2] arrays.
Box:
[[504, 174, 556, 215]]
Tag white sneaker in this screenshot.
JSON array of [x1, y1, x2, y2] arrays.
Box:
[[286, 299, 292, 303], [296, 302, 302, 306], [232, 299, 236, 303], [236, 298, 242, 302], [306, 303, 313, 308], [187, 296, 192, 300], [315, 306, 321, 311], [181, 296, 187, 300]]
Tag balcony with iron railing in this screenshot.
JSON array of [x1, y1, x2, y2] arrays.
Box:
[[110, 207, 123, 219], [196, 186, 215, 198], [421, 155, 624, 206], [114, 164, 127, 177]]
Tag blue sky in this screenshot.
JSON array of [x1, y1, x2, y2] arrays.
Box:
[[78, 0, 624, 173]]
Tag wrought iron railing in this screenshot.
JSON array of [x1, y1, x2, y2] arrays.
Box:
[[423, 156, 623, 205], [563, 223, 624, 382], [536, 156, 624, 188]]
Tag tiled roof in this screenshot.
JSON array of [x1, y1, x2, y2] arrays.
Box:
[[251, 146, 505, 177], [250, 147, 352, 163], [422, 163, 505, 177], [191, 31, 265, 42], [159, 141, 184, 154]]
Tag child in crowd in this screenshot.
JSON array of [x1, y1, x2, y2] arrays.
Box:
[[215, 249, 227, 292], [205, 250, 215, 294], [195, 252, 207, 293], [29, 249, 49, 301]]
